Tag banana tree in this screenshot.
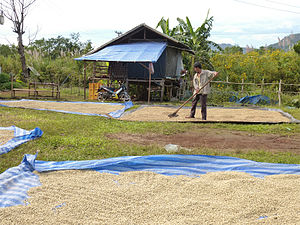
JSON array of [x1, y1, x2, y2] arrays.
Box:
[[156, 17, 179, 38], [176, 11, 220, 72]]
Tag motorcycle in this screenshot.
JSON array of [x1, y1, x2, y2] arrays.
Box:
[[97, 83, 131, 102]]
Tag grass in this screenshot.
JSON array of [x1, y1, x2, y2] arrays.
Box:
[[0, 102, 300, 174]]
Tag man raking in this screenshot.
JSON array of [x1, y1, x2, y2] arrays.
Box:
[[168, 62, 219, 119], [186, 62, 219, 120]]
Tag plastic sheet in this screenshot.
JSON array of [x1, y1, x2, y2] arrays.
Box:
[[229, 94, 273, 105], [34, 154, 300, 177], [75, 42, 167, 62], [238, 95, 271, 105], [0, 126, 43, 155], [0, 99, 133, 118], [1, 154, 299, 208], [0, 154, 40, 208]]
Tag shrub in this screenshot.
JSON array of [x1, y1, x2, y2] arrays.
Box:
[[0, 73, 25, 91], [0, 72, 10, 84]]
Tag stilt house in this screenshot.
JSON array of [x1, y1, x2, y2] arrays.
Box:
[[75, 23, 194, 102]]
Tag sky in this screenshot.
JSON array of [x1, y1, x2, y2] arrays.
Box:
[[1, 0, 300, 48]]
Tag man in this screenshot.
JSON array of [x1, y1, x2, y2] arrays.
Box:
[[186, 62, 219, 120]]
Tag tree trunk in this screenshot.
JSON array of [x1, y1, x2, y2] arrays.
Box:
[[17, 33, 28, 80]]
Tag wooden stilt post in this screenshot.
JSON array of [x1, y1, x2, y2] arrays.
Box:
[[125, 78, 129, 91], [148, 63, 151, 104], [84, 62, 87, 100], [160, 79, 164, 102]]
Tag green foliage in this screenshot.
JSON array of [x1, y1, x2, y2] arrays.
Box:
[[223, 46, 243, 54], [0, 72, 10, 84], [211, 49, 300, 91], [0, 33, 89, 86], [291, 99, 300, 108], [156, 17, 178, 37], [293, 41, 300, 54], [28, 33, 93, 59], [0, 54, 22, 76], [283, 94, 300, 108], [0, 72, 11, 90], [176, 14, 220, 71], [0, 44, 18, 57], [156, 11, 220, 74], [0, 72, 25, 90]]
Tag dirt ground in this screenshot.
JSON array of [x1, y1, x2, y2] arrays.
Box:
[[107, 128, 300, 154]]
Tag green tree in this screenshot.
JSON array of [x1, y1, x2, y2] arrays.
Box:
[[294, 41, 300, 55], [28, 33, 92, 59], [223, 46, 243, 54], [0, 44, 18, 57]]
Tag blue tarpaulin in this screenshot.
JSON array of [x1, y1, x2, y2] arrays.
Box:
[[229, 94, 271, 105], [0, 126, 43, 155], [0, 99, 133, 119], [75, 42, 167, 62], [1, 154, 300, 208], [238, 95, 271, 105]]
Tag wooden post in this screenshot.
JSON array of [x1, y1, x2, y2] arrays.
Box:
[[261, 78, 264, 95], [51, 83, 54, 98], [84, 62, 87, 100], [160, 80, 165, 102], [241, 78, 244, 94], [78, 73, 81, 96], [93, 62, 96, 78], [278, 80, 282, 107], [34, 82, 37, 98], [10, 73, 14, 98], [148, 64, 151, 104], [226, 76, 229, 91], [28, 82, 31, 97], [125, 78, 129, 90]]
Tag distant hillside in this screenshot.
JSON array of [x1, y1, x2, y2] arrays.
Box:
[[212, 43, 247, 53], [212, 33, 300, 53], [268, 33, 300, 51], [218, 43, 235, 49]]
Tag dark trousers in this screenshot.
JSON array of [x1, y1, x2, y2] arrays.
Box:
[[190, 94, 207, 120]]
